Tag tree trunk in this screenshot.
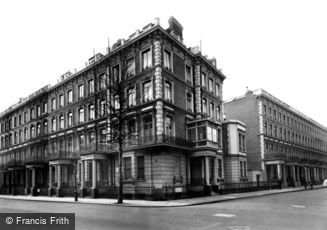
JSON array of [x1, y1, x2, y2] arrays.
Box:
[[117, 139, 123, 204]]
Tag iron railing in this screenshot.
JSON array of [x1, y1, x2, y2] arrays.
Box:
[[25, 155, 48, 164], [48, 150, 79, 160], [6, 159, 25, 167], [79, 134, 191, 155]]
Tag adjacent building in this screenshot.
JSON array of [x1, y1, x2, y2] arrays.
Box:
[[0, 17, 240, 198], [222, 120, 247, 183], [224, 89, 327, 186]]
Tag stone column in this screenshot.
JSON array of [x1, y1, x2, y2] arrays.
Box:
[[292, 165, 296, 186], [31, 168, 37, 196], [187, 157, 191, 185], [11, 170, 16, 195], [80, 161, 84, 188], [57, 165, 61, 189], [201, 158, 205, 184], [304, 166, 308, 181], [80, 161, 85, 197], [48, 166, 52, 196], [213, 157, 218, 185], [92, 160, 97, 188], [31, 169, 36, 188], [25, 169, 29, 195], [49, 166, 52, 188], [282, 164, 286, 185], [204, 157, 210, 186], [97, 160, 101, 182], [56, 165, 62, 197], [91, 159, 98, 198], [277, 164, 282, 180]]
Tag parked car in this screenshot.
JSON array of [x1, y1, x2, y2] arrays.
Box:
[[323, 179, 327, 187]]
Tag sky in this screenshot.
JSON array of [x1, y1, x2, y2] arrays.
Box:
[[0, 0, 327, 126]]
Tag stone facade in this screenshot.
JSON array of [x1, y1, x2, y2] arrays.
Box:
[[222, 120, 247, 183], [0, 17, 236, 199], [224, 89, 327, 186]]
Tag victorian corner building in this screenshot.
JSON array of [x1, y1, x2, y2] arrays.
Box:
[[0, 17, 248, 198], [224, 89, 327, 187]]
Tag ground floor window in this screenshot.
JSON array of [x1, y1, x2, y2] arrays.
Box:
[[137, 156, 145, 180], [124, 157, 132, 179]]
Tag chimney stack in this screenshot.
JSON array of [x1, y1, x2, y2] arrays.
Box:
[[167, 16, 183, 41], [154, 17, 160, 26]]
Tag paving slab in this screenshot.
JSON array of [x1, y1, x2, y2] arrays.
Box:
[[0, 185, 325, 208]]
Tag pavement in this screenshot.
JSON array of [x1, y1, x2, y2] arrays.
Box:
[[0, 185, 325, 207]]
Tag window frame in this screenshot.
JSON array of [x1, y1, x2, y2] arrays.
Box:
[[59, 115, 64, 130], [51, 98, 56, 111], [126, 56, 136, 78], [185, 64, 193, 85], [67, 89, 73, 104], [137, 155, 145, 180], [59, 94, 64, 108], [78, 84, 84, 99], [164, 80, 173, 102], [141, 47, 152, 70], [186, 91, 194, 112], [123, 157, 132, 179], [164, 114, 174, 137], [89, 104, 95, 120], [88, 79, 94, 95], [202, 98, 207, 115], [78, 107, 84, 123], [201, 72, 207, 88], [142, 80, 153, 102], [208, 78, 214, 93], [67, 112, 73, 127], [163, 49, 172, 71]]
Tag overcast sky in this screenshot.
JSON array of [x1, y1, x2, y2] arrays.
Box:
[[1, 0, 326, 126]]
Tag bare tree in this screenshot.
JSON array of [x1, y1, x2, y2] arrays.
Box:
[[82, 43, 138, 204]]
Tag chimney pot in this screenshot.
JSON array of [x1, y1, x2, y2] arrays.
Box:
[[154, 17, 160, 26]]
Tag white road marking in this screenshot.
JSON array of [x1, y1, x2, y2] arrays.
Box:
[[228, 226, 250, 230], [292, 205, 306, 208], [214, 213, 235, 218], [224, 196, 237, 199]]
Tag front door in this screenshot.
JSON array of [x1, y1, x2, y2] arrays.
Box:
[[190, 157, 203, 185]]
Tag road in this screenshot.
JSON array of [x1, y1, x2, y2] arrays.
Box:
[[0, 189, 326, 230]]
